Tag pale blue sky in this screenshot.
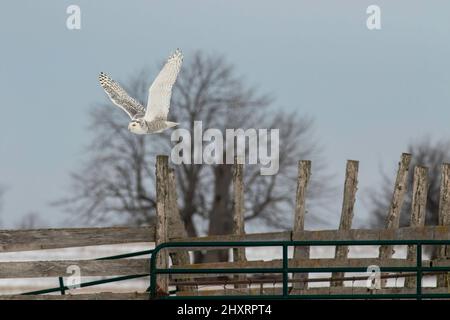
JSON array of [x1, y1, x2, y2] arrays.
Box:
[[1, 1, 449, 228]]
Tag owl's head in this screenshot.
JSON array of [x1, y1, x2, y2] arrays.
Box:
[[128, 119, 146, 134]]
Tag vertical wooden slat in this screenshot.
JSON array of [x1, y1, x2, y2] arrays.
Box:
[[155, 155, 169, 295], [331, 160, 359, 287], [437, 164, 450, 287], [379, 154, 412, 257], [378, 153, 412, 287], [405, 166, 428, 288], [292, 160, 311, 291], [232, 156, 247, 289], [167, 168, 194, 292]]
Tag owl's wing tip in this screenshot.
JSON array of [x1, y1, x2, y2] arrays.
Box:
[[170, 48, 183, 61]]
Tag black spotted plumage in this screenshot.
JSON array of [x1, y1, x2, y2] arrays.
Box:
[[98, 72, 146, 119]]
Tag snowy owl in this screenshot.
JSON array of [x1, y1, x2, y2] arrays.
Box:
[[98, 49, 183, 134]]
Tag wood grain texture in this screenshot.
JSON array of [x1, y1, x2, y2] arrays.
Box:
[[292, 226, 450, 241], [0, 226, 155, 253], [405, 166, 429, 288], [438, 163, 450, 287], [167, 168, 194, 292], [172, 231, 291, 242], [379, 153, 412, 260], [171, 257, 439, 270], [293, 160, 311, 290], [177, 286, 450, 297], [332, 160, 359, 286], [168, 225, 450, 245], [155, 155, 169, 293], [169, 257, 450, 281], [0, 259, 149, 278], [232, 157, 247, 289]]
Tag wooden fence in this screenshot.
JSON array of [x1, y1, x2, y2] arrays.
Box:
[[1, 153, 450, 299]]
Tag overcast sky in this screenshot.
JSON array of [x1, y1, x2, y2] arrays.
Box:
[[1, 0, 449, 229]]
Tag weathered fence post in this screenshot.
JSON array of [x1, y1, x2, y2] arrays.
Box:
[[437, 163, 450, 287], [405, 166, 428, 288], [292, 160, 311, 291], [378, 153, 412, 287], [232, 156, 247, 289], [155, 155, 170, 295], [167, 168, 194, 292], [331, 160, 359, 287]]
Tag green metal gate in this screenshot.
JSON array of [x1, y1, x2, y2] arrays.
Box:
[[18, 239, 450, 299], [150, 239, 450, 300]]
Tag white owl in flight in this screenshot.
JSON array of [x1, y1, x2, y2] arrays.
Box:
[[98, 49, 183, 134]]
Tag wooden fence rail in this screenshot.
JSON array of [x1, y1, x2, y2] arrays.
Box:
[[0, 226, 155, 253], [0, 259, 149, 278]]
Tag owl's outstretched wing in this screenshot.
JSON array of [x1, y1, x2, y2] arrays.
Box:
[[98, 72, 146, 119], [144, 49, 183, 122]]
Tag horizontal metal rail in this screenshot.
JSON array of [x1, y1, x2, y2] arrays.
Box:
[[150, 239, 450, 300]]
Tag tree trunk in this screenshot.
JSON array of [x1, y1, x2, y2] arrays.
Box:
[[179, 166, 202, 262], [203, 164, 234, 263]]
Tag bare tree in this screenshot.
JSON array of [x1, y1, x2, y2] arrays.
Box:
[[57, 51, 329, 262], [369, 137, 450, 229]]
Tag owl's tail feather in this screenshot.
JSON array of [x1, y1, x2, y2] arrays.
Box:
[[165, 121, 179, 129]]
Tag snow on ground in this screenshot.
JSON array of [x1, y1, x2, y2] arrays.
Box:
[[0, 243, 436, 295]]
